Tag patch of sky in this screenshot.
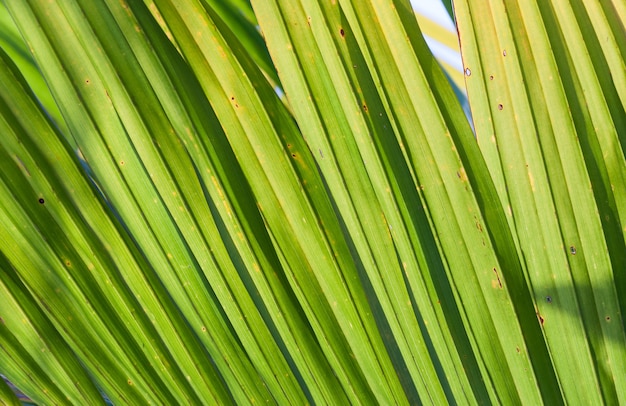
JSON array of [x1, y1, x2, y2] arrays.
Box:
[[411, 0, 473, 128], [410, 0, 456, 31], [422, 34, 463, 73]]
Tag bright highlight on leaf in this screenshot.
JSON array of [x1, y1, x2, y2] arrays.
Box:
[[0, 0, 624, 404]]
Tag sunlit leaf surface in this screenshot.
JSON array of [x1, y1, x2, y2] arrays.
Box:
[[0, 0, 623, 403]]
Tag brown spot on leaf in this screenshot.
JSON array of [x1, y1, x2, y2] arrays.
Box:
[[457, 167, 468, 182], [492, 268, 502, 289]]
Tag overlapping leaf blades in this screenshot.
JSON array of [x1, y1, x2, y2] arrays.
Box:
[[0, 0, 624, 404], [456, 0, 626, 403]]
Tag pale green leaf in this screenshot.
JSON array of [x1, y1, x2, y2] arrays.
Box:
[[0, 0, 623, 404]]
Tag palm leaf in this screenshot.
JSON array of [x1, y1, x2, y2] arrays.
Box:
[[455, 1, 626, 402], [0, 0, 624, 404]]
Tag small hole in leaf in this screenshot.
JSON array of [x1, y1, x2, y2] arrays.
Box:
[[38, 198, 45, 204], [570, 246, 577, 255], [606, 316, 611, 321], [489, 75, 494, 80], [464, 67, 471, 76], [503, 49, 507, 56], [497, 104, 503, 110], [546, 296, 552, 303], [362, 104, 368, 112], [339, 28, 345, 37]]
